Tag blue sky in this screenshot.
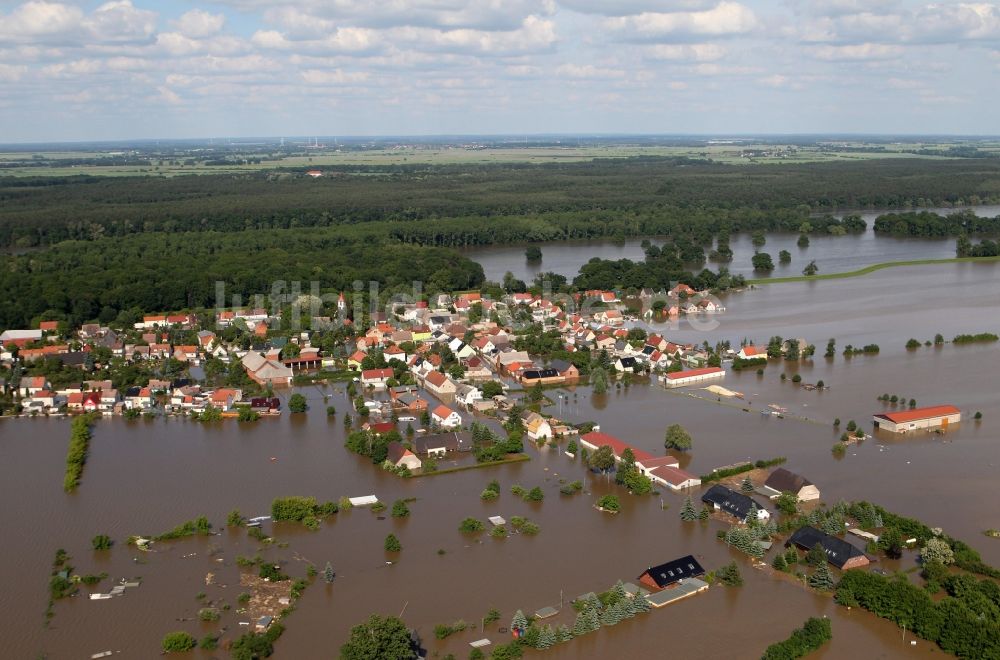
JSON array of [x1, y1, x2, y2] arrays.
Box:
[[0, 0, 998, 141]]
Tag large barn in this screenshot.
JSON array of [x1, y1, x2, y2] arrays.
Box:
[[873, 405, 961, 433]]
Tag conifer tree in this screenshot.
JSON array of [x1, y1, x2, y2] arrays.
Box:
[[511, 610, 528, 635], [572, 612, 589, 637], [740, 474, 754, 494], [585, 608, 600, 631], [808, 562, 836, 591], [632, 593, 651, 614], [557, 624, 573, 643], [772, 553, 788, 572], [611, 580, 627, 605], [680, 495, 698, 522], [699, 504, 711, 521], [323, 561, 336, 583], [536, 625, 556, 649]]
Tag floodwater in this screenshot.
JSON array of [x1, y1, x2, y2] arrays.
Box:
[[4, 262, 1000, 659], [462, 205, 1000, 283]]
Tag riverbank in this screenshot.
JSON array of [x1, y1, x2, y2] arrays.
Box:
[[747, 255, 1000, 285]]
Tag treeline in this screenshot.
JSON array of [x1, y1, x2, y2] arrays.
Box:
[[0, 230, 484, 328], [760, 617, 832, 660], [3, 157, 1000, 248], [63, 414, 96, 492], [873, 209, 1000, 237], [836, 570, 1000, 658]]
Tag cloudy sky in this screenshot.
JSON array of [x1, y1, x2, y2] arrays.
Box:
[[0, 0, 998, 141]]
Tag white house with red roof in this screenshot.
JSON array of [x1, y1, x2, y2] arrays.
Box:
[[873, 405, 961, 433], [361, 368, 394, 389], [431, 404, 462, 429], [738, 345, 764, 359]]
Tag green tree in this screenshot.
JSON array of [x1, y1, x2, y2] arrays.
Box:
[[775, 492, 798, 515], [162, 631, 197, 652], [680, 495, 698, 522], [772, 553, 788, 572], [596, 494, 620, 512], [391, 500, 410, 518], [807, 542, 827, 567], [779, 249, 791, 263], [752, 252, 774, 271], [740, 474, 754, 494], [717, 561, 743, 586], [339, 614, 416, 660], [288, 393, 308, 413], [808, 562, 836, 591], [921, 538, 955, 565], [802, 260, 819, 276], [384, 534, 402, 552], [590, 366, 608, 395], [588, 445, 616, 472], [510, 609, 528, 634], [525, 246, 542, 261], [91, 534, 113, 550], [324, 562, 336, 583], [536, 624, 556, 649], [664, 424, 692, 451]]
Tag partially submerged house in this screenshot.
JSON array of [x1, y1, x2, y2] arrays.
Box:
[[637, 555, 706, 591], [386, 441, 422, 472], [786, 526, 869, 570], [762, 467, 820, 501], [701, 484, 770, 522], [872, 405, 961, 433]]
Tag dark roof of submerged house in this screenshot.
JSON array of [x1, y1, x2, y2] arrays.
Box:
[[701, 484, 764, 520], [786, 526, 866, 569], [638, 555, 706, 588]]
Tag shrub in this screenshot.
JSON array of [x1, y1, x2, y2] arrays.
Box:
[[91, 534, 113, 550], [524, 486, 544, 502], [761, 617, 832, 660], [384, 534, 402, 552], [596, 495, 620, 512], [391, 500, 410, 518], [717, 561, 743, 587], [162, 631, 197, 653], [459, 518, 485, 533]]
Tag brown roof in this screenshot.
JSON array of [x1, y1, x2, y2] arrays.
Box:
[[764, 467, 812, 493]]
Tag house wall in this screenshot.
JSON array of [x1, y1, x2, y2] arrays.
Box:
[[797, 485, 821, 501], [874, 412, 961, 432]]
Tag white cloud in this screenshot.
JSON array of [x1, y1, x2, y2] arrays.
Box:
[[555, 63, 626, 78], [644, 43, 727, 61], [557, 0, 714, 15], [172, 9, 225, 39], [0, 1, 83, 42], [606, 2, 758, 40], [82, 1, 157, 43], [300, 68, 370, 84], [0, 63, 29, 81], [811, 43, 903, 60]]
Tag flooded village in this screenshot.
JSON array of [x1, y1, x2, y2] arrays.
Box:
[[3, 250, 1000, 659]]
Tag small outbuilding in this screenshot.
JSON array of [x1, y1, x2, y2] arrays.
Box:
[[786, 526, 869, 570]]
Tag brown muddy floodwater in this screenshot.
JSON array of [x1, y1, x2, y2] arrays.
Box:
[[3, 261, 1000, 659]]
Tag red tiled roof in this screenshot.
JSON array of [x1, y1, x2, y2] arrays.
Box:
[[650, 465, 698, 485], [361, 368, 393, 380], [580, 431, 653, 463], [432, 405, 454, 419], [425, 370, 447, 386], [665, 367, 724, 380], [876, 405, 960, 424], [741, 345, 762, 357]]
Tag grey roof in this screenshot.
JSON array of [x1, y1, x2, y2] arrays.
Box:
[[786, 526, 866, 569], [548, 359, 572, 373], [701, 484, 765, 521], [639, 555, 705, 588]]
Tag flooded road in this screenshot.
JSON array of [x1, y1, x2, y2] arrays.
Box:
[[462, 205, 1000, 283], [3, 262, 1000, 659]]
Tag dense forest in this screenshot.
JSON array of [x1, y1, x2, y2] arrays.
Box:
[[0, 231, 484, 328], [3, 157, 1000, 248], [3, 156, 1000, 328]]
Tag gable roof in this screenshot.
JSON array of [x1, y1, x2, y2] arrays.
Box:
[[666, 367, 724, 380], [639, 555, 705, 588], [432, 404, 455, 419], [701, 484, 764, 521], [765, 467, 813, 494], [874, 405, 960, 424], [786, 526, 867, 569]]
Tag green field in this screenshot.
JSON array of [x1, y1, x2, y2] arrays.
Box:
[[2, 140, 994, 177]]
